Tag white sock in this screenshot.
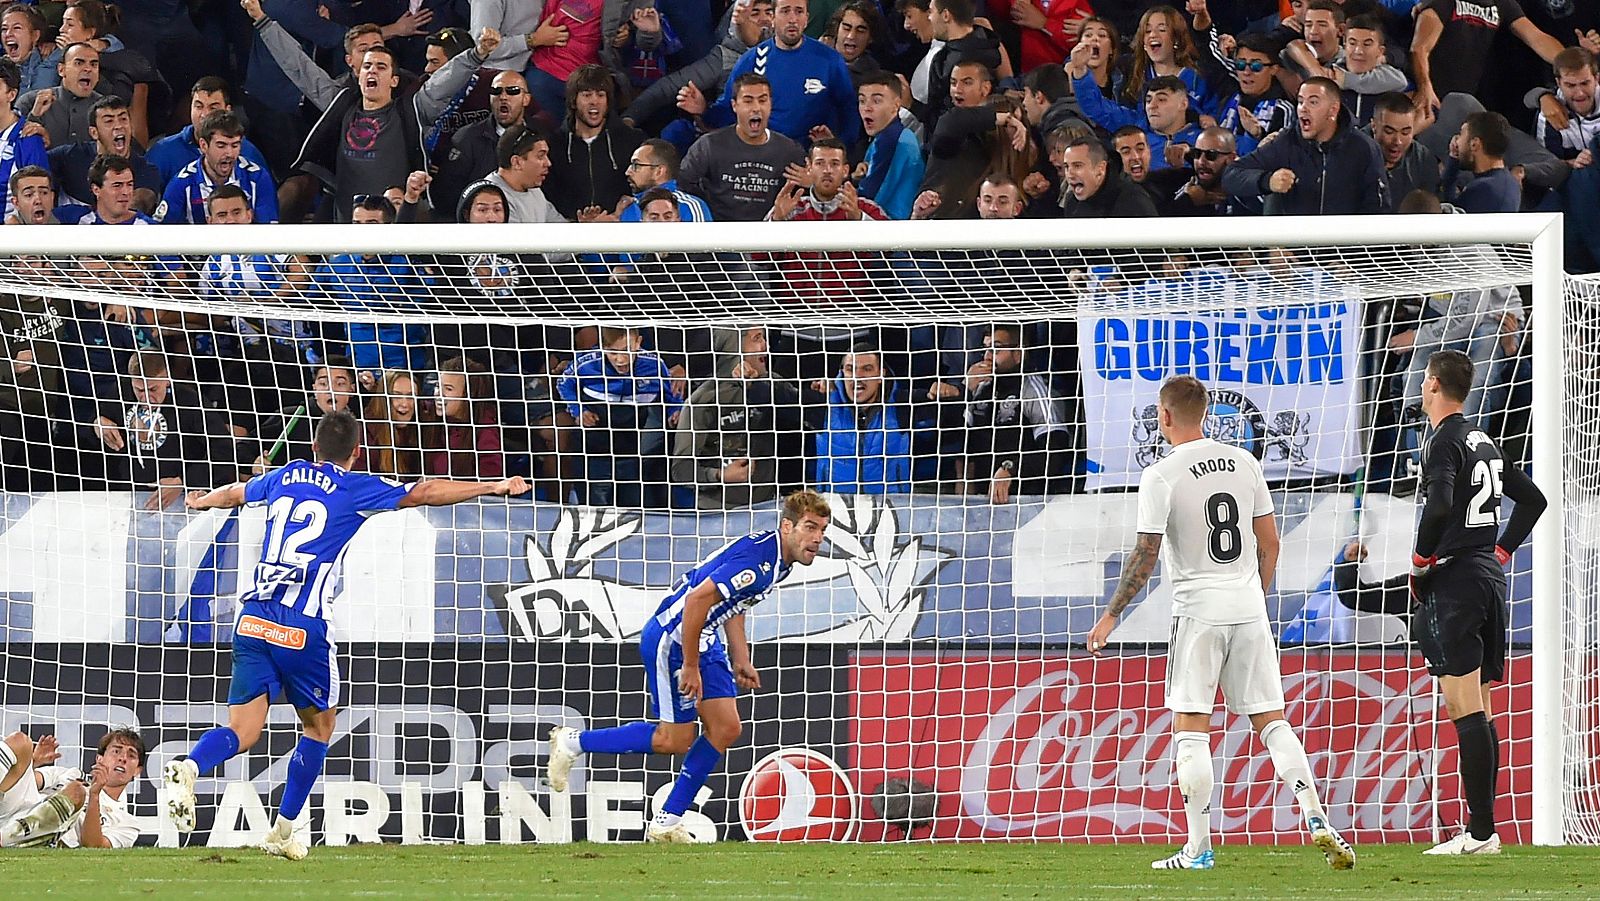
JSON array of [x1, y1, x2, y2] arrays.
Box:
[[652, 811, 682, 828], [1260, 719, 1326, 823], [561, 730, 585, 756], [270, 816, 294, 838], [25, 790, 82, 837], [1173, 731, 1214, 855]]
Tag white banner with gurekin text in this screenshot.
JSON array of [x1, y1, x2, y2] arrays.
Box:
[[1080, 268, 1363, 490]]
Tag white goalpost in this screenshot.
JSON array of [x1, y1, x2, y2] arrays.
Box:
[[0, 213, 1586, 848]]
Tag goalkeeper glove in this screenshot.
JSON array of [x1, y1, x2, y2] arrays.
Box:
[[1494, 545, 1512, 567], [1409, 553, 1436, 604]]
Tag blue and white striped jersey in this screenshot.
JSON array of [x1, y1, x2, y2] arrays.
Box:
[[240, 460, 411, 622], [199, 253, 316, 351], [652, 530, 791, 648], [556, 348, 684, 419], [52, 203, 154, 224], [617, 178, 713, 222], [200, 253, 291, 298], [0, 120, 48, 219], [159, 156, 279, 224]]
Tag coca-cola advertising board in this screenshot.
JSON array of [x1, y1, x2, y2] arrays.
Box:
[[851, 651, 1537, 844]]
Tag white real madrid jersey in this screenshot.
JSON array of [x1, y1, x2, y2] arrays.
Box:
[[1135, 437, 1275, 625]]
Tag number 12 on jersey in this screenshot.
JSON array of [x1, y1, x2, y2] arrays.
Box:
[[254, 496, 330, 596]]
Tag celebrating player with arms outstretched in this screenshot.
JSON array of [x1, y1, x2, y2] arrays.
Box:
[[165, 410, 529, 860], [1410, 351, 1546, 856], [1087, 376, 1355, 872], [546, 490, 831, 843]]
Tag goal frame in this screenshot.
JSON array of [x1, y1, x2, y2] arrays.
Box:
[[0, 212, 1567, 844]]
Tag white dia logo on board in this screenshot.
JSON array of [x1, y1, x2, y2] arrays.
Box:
[[739, 748, 859, 842], [487, 496, 951, 643]]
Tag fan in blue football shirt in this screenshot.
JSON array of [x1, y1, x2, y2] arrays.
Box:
[[163, 410, 529, 860], [546, 489, 832, 843], [157, 109, 279, 224], [52, 154, 155, 225]]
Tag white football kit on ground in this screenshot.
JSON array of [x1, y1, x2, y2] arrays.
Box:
[[1135, 437, 1286, 716], [0, 763, 84, 819], [57, 789, 139, 848], [0, 765, 68, 827], [0, 764, 136, 848]]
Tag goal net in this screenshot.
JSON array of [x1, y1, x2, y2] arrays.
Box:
[[0, 216, 1583, 848], [1561, 271, 1600, 846]]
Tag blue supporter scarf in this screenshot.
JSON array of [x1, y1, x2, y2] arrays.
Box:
[[858, 117, 905, 203], [426, 72, 478, 156]]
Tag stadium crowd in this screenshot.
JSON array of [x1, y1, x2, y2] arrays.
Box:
[[0, 0, 1592, 507]]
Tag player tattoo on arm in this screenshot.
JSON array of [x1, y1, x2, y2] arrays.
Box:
[[79, 787, 110, 848], [1107, 533, 1163, 617], [1252, 513, 1280, 594], [1089, 532, 1162, 656]]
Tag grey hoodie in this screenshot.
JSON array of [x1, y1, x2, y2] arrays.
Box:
[[669, 326, 808, 510], [1366, 127, 1440, 212]]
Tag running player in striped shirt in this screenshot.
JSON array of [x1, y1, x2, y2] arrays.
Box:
[[164, 410, 528, 859], [546, 490, 831, 843]]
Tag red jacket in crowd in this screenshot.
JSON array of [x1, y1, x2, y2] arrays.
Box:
[[766, 189, 890, 301]]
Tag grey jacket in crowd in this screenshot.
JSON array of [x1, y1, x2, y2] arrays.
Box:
[[1370, 132, 1441, 211], [669, 326, 810, 510], [256, 15, 485, 120], [14, 87, 102, 148], [624, 3, 754, 126], [1416, 280, 1524, 349]]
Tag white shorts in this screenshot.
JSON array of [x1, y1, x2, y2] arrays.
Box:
[[0, 771, 43, 827], [1165, 616, 1287, 716]]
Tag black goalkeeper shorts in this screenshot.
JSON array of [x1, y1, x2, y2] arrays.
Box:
[[1413, 552, 1508, 683]]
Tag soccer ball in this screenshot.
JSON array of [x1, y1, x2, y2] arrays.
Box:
[[870, 777, 938, 837]]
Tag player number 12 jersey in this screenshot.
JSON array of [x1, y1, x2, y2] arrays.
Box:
[[240, 460, 412, 620]]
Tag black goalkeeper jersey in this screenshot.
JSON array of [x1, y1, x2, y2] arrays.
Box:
[[1414, 412, 1546, 561]]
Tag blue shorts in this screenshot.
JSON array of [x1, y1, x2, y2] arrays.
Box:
[[640, 619, 737, 724], [227, 603, 341, 711]]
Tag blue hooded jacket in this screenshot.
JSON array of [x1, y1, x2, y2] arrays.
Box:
[[813, 378, 913, 494]]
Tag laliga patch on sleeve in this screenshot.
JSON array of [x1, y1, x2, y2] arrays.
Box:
[[731, 569, 757, 590]]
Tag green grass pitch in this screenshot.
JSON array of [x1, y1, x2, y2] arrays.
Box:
[[3, 843, 1599, 899]]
